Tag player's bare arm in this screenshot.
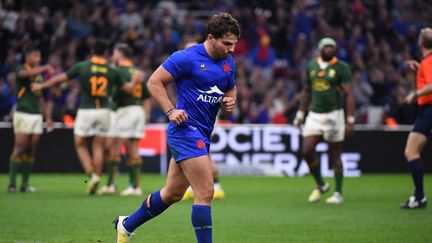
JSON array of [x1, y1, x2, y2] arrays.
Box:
[[147, 65, 188, 124], [31, 73, 68, 91], [341, 82, 355, 134], [121, 70, 144, 93], [18, 65, 53, 78], [39, 97, 53, 131], [222, 87, 236, 112], [294, 82, 311, 128], [405, 83, 432, 103]]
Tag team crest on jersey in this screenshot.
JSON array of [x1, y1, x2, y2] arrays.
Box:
[[328, 69, 336, 78], [312, 79, 331, 91], [223, 63, 230, 72], [200, 64, 206, 71]]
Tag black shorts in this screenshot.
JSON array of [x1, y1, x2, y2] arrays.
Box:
[[413, 105, 432, 138]]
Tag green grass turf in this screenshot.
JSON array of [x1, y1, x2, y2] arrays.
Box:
[[0, 174, 431, 242]]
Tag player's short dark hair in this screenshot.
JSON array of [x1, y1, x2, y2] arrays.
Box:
[[114, 43, 133, 58], [93, 40, 107, 56], [23, 44, 40, 54], [420, 28, 432, 49], [206, 12, 240, 39]]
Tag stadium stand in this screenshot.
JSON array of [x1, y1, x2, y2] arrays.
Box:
[[1, 0, 431, 125]]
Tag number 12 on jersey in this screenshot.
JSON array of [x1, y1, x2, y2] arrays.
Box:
[[89, 76, 108, 97]]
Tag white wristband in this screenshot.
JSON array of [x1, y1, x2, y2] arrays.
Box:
[[347, 116, 355, 124]]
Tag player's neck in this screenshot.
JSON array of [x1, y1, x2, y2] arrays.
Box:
[[203, 41, 218, 60]]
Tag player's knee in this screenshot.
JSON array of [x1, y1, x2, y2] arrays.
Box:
[[195, 187, 214, 203], [332, 161, 343, 171], [404, 148, 419, 161], [302, 149, 315, 162], [404, 146, 419, 161], [109, 150, 121, 158], [74, 138, 86, 147], [12, 145, 26, 157]]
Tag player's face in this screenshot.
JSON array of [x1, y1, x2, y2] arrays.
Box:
[[211, 33, 238, 59], [112, 49, 122, 64], [26, 51, 41, 66], [321, 45, 335, 61]]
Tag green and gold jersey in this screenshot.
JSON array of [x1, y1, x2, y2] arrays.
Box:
[[112, 61, 150, 110], [306, 57, 352, 113], [66, 56, 123, 109], [15, 64, 43, 114]]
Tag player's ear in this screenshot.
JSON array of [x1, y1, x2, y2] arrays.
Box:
[[207, 34, 215, 42]]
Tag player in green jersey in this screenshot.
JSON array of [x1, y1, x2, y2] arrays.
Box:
[[98, 43, 150, 196], [32, 40, 132, 195], [294, 37, 355, 204], [8, 45, 53, 193]]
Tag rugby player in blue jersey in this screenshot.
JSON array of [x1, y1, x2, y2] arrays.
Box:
[[114, 12, 240, 243]]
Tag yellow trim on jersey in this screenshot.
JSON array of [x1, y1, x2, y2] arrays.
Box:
[[119, 60, 133, 67], [90, 56, 107, 65], [17, 87, 26, 98], [317, 56, 338, 66]]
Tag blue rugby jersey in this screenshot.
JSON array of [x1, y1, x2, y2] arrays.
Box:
[[162, 44, 236, 139]]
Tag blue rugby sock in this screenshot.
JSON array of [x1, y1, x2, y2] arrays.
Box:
[[123, 190, 169, 232], [192, 205, 212, 243], [409, 159, 424, 200]]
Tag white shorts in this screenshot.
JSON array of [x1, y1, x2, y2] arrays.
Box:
[[114, 105, 145, 139], [74, 108, 111, 137], [105, 111, 116, 137], [303, 109, 345, 142], [13, 111, 43, 135]]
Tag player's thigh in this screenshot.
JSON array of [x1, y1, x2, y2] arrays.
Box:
[[74, 135, 88, 148], [405, 132, 428, 157], [92, 136, 106, 151], [12, 133, 30, 156], [302, 135, 321, 155], [29, 134, 41, 153], [179, 155, 214, 199], [161, 158, 190, 203]]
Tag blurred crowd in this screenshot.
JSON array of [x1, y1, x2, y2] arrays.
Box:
[[1, 0, 431, 125]]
